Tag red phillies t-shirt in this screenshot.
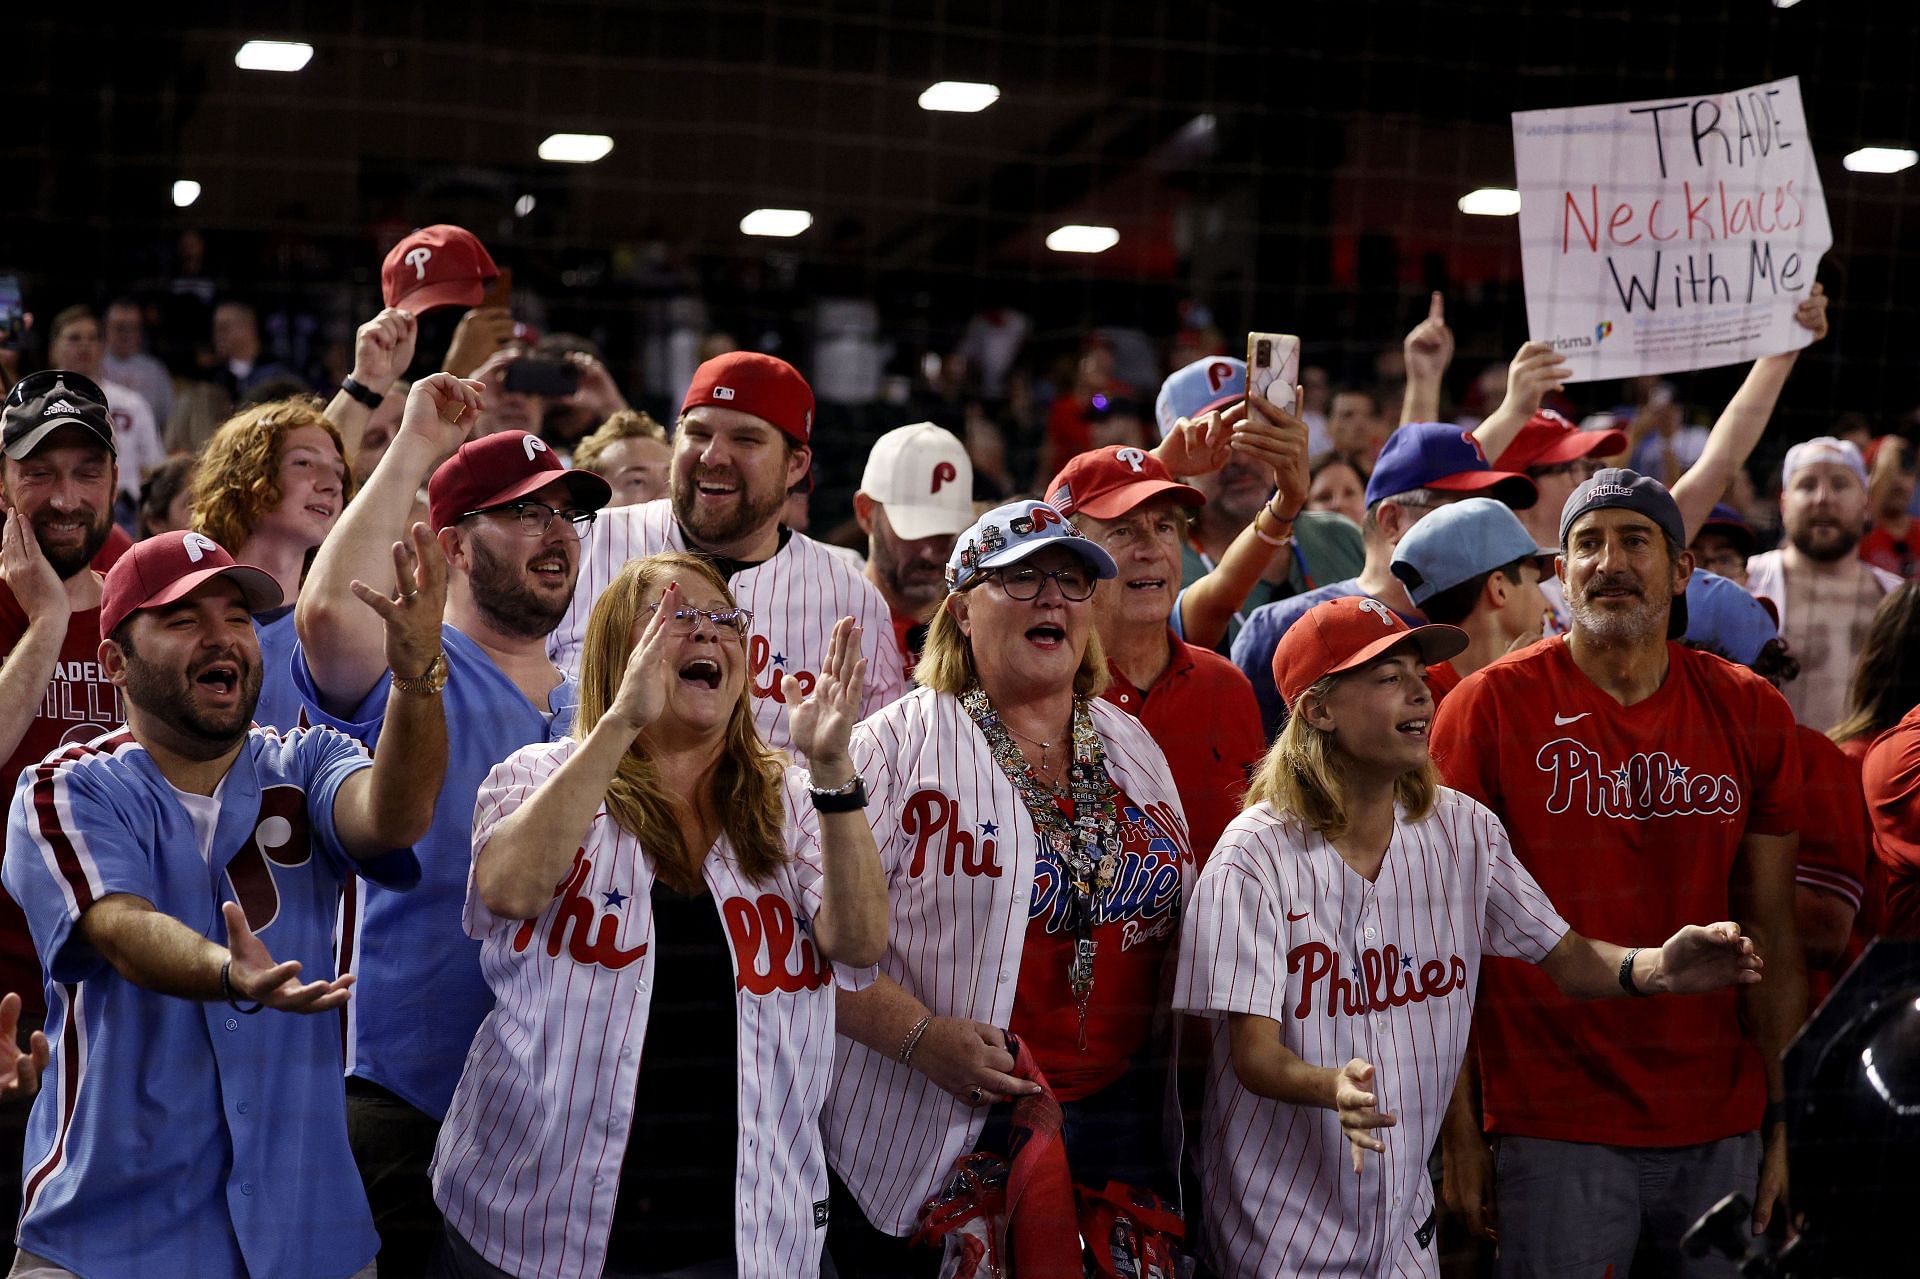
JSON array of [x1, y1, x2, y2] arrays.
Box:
[[0, 583, 119, 1019], [1012, 784, 1182, 1101], [1794, 725, 1870, 1005], [890, 610, 925, 681], [1425, 659, 1462, 708], [1431, 638, 1800, 1146], [1102, 633, 1265, 867], [91, 525, 133, 572], [1864, 705, 1920, 937], [1858, 524, 1920, 581], [1836, 734, 1887, 955]]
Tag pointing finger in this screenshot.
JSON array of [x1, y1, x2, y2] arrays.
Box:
[[1428, 291, 1445, 323]]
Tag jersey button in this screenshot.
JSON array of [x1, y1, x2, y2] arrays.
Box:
[[236, 1101, 249, 1115], [240, 1183, 254, 1196], [619, 1046, 634, 1060], [225, 1018, 238, 1032], [1364, 928, 1376, 940], [592, 1174, 605, 1187]]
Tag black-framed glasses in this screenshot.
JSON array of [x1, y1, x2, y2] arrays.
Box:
[[993, 563, 1095, 601], [645, 603, 754, 641], [458, 500, 597, 539]]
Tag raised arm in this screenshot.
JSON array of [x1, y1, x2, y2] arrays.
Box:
[[784, 617, 886, 966], [296, 372, 481, 714], [323, 308, 417, 473], [1400, 292, 1454, 427], [0, 511, 74, 766], [1176, 389, 1310, 649], [1476, 342, 1572, 467], [1535, 920, 1763, 999], [1671, 284, 1829, 541], [329, 522, 452, 858]]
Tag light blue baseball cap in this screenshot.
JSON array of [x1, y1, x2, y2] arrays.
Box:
[[1681, 568, 1779, 668], [1154, 355, 1246, 441], [945, 499, 1118, 593], [1388, 496, 1553, 606]]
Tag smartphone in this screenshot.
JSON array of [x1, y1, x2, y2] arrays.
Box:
[[1246, 332, 1300, 415], [0, 277, 23, 351], [503, 357, 581, 398]]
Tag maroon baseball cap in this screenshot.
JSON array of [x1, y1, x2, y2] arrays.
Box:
[[681, 352, 814, 446], [100, 531, 281, 639], [1497, 409, 1628, 470], [381, 225, 500, 314], [1270, 595, 1466, 712], [427, 431, 612, 532], [1046, 445, 1204, 521]]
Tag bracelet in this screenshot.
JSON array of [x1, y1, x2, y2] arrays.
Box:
[[809, 775, 868, 813], [1618, 947, 1650, 996], [1266, 500, 1303, 526], [1254, 523, 1295, 549], [1254, 500, 1298, 548], [1762, 1099, 1786, 1131], [339, 374, 385, 410], [899, 1014, 933, 1064], [221, 958, 264, 1015]]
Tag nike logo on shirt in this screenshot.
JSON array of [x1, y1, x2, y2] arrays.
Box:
[[1286, 910, 1310, 922], [1553, 711, 1592, 726]]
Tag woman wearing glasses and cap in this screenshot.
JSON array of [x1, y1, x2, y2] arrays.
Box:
[[429, 552, 887, 1279], [823, 499, 1194, 1275]]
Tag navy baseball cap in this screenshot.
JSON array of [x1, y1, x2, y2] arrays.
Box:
[[1365, 422, 1536, 511], [1154, 355, 1246, 441], [1389, 497, 1554, 607], [1697, 503, 1756, 559], [1681, 568, 1778, 667], [1558, 467, 1690, 637], [946, 499, 1117, 592]]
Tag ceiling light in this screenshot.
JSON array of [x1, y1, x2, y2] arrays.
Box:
[[1045, 225, 1119, 254], [1458, 187, 1522, 216], [740, 208, 814, 238], [538, 133, 614, 164], [514, 194, 537, 217], [234, 40, 313, 72], [918, 81, 1001, 113], [172, 180, 202, 209], [1843, 147, 1917, 174]]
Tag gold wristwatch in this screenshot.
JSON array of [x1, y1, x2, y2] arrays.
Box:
[[391, 651, 449, 696]]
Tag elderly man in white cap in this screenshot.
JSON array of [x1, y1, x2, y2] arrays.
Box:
[[853, 422, 976, 676], [1746, 436, 1902, 730]]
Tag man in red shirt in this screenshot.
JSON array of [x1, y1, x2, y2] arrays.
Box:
[[854, 423, 975, 678], [1432, 468, 1805, 1271], [1048, 445, 1267, 865], [0, 371, 123, 1252], [1864, 704, 1920, 936]]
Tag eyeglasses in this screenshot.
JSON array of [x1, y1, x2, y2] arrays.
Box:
[[459, 500, 597, 539], [993, 563, 1095, 601], [645, 603, 754, 641]]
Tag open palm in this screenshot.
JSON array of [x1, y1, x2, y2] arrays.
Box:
[[786, 616, 866, 763]]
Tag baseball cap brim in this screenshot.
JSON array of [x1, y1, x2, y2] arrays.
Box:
[[389, 277, 490, 316], [884, 501, 976, 541], [4, 416, 116, 461], [138, 564, 283, 622], [1520, 427, 1629, 467], [455, 467, 613, 524], [1074, 477, 1207, 520], [979, 535, 1118, 581], [1426, 469, 1539, 510], [1697, 517, 1756, 559], [1327, 625, 1469, 684]]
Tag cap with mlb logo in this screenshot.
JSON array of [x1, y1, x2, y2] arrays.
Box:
[[681, 352, 815, 446]]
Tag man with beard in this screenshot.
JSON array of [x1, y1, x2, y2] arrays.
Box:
[[1747, 437, 1902, 731], [852, 422, 975, 676], [1431, 469, 1805, 1273], [1157, 356, 1364, 655], [294, 373, 609, 1273], [0, 372, 123, 1254], [3, 524, 447, 1279], [552, 351, 904, 749]]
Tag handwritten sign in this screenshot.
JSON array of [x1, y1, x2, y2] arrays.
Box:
[[1513, 76, 1831, 382]]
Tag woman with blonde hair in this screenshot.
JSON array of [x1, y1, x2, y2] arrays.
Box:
[[1171, 595, 1768, 1279], [825, 500, 1195, 1276], [191, 395, 351, 728], [430, 552, 886, 1279]]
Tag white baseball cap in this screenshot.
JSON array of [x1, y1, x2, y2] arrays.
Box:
[[859, 422, 975, 541]]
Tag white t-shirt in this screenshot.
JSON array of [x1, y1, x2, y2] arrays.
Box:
[[100, 377, 167, 496]]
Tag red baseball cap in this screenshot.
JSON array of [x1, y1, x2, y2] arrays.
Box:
[[1045, 445, 1204, 521], [100, 531, 281, 639], [427, 431, 612, 532], [1497, 409, 1628, 470], [681, 352, 814, 446], [381, 225, 500, 314], [1270, 595, 1467, 712]]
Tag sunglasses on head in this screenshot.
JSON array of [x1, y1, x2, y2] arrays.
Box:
[[6, 370, 107, 410]]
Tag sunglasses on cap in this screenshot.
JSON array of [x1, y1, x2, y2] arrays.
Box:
[[6, 369, 108, 409]]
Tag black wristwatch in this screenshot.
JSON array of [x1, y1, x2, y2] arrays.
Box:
[[340, 374, 385, 410], [808, 774, 869, 813]]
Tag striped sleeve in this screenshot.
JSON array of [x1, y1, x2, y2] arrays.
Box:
[[2, 743, 148, 984], [1172, 829, 1286, 1020], [1475, 803, 1569, 963], [463, 740, 578, 939]]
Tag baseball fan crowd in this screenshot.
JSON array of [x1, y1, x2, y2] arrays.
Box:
[[0, 222, 1914, 1279]]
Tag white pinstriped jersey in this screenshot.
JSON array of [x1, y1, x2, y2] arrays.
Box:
[[430, 740, 870, 1279], [548, 500, 906, 750], [1171, 791, 1568, 1279], [823, 688, 1193, 1235]]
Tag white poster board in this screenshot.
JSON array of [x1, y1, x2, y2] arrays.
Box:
[[1512, 76, 1832, 382]]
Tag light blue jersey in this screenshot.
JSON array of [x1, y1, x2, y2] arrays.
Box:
[[252, 606, 304, 733], [293, 622, 574, 1119], [3, 724, 416, 1279]]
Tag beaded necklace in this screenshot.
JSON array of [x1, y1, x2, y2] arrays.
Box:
[[960, 684, 1121, 1049]]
